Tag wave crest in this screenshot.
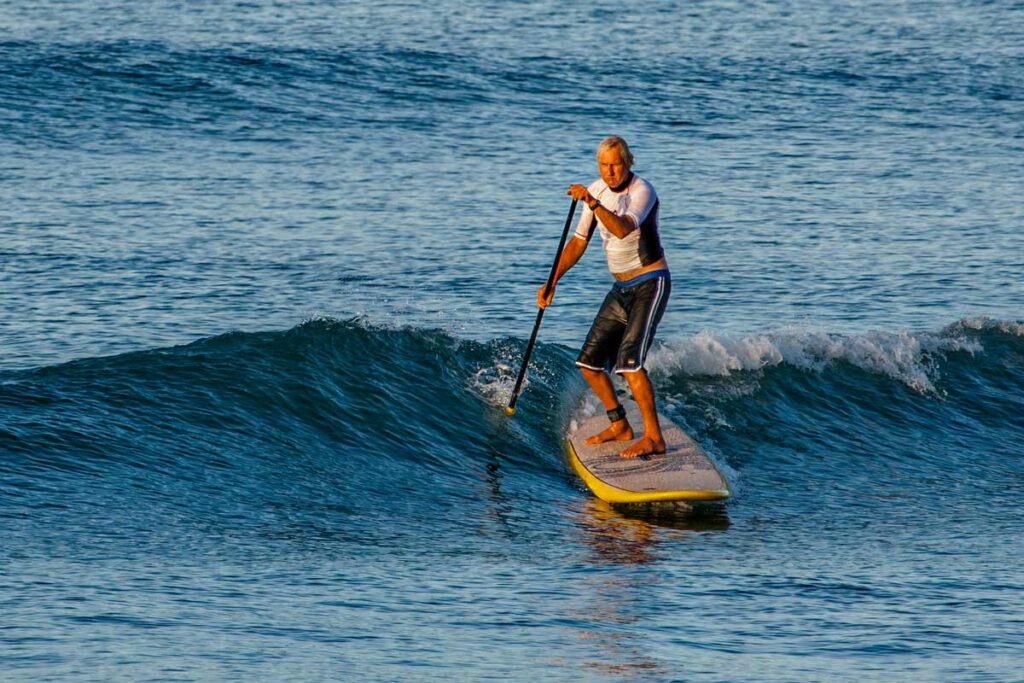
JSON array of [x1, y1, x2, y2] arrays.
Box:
[[947, 316, 1024, 337], [649, 326, 983, 393]]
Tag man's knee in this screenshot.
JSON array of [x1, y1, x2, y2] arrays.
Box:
[[621, 368, 650, 388]]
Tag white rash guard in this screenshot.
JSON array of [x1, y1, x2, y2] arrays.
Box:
[[573, 173, 663, 274]]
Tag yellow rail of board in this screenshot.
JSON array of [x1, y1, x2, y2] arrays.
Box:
[[566, 440, 730, 504]]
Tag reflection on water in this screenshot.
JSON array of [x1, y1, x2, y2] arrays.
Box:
[[563, 499, 731, 679], [577, 499, 662, 566], [483, 443, 511, 518], [613, 500, 732, 534], [578, 499, 731, 565]]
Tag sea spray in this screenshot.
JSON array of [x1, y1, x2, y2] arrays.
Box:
[[648, 326, 982, 393]]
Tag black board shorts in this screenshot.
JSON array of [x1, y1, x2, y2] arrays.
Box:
[[575, 270, 671, 374]]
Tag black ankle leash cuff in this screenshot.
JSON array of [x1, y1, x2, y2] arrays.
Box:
[[606, 405, 626, 422]]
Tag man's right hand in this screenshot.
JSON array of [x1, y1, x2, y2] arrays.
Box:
[[567, 184, 593, 204], [537, 283, 556, 309]]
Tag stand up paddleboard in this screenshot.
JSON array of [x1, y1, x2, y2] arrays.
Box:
[[566, 399, 730, 504]]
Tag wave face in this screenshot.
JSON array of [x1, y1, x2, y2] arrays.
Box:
[[650, 319, 1024, 512], [1, 319, 579, 551], [4, 317, 1023, 537], [3, 317, 1024, 680]]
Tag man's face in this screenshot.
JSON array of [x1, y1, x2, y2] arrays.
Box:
[[598, 148, 630, 188]]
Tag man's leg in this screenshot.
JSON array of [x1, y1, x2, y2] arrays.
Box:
[[619, 369, 665, 458], [613, 274, 671, 458], [579, 367, 633, 445], [576, 290, 631, 445]]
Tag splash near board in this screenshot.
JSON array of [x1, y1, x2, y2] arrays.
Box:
[[566, 399, 730, 504]]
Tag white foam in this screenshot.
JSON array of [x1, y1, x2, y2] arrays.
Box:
[[647, 326, 981, 393], [471, 363, 520, 407], [952, 316, 1024, 337]]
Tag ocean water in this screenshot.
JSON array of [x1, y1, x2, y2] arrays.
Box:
[[2, 1, 1023, 681]]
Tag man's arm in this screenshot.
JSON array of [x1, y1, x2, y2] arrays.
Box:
[[567, 184, 636, 239], [537, 236, 588, 309]]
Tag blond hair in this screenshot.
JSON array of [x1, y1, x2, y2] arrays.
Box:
[[596, 136, 634, 168]]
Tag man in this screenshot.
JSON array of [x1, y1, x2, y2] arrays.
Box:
[[538, 136, 671, 459]]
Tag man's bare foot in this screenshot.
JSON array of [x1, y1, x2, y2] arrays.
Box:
[[584, 419, 634, 446], [619, 435, 666, 459]]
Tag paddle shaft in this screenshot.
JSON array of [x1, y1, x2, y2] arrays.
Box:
[[506, 199, 579, 415]]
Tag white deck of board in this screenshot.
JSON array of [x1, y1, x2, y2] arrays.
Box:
[[567, 399, 729, 496]]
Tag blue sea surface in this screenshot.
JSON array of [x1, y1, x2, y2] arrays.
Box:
[[2, 1, 1023, 681]]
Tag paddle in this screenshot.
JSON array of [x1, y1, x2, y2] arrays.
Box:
[[505, 198, 579, 416]]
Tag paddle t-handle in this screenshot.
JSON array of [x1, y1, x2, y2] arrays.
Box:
[[505, 198, 579, 415]]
